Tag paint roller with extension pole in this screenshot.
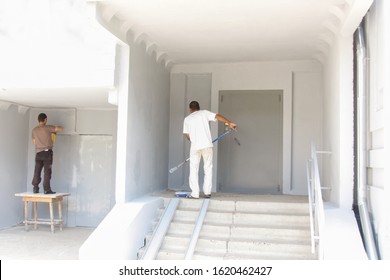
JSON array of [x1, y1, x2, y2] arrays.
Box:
[[169, 128, 234, 174]]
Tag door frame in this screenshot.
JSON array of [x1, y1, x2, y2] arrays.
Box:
[[213, 88, 292, 194], [217, 90, 283, 194]]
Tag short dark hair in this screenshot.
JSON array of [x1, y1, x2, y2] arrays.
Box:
[[189, 101, 200, 111], [38, 113, 47, 122]]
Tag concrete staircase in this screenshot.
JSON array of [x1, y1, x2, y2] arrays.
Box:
[[138, 196, 317, 260]]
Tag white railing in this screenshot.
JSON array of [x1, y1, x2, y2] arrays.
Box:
[[306, 143, 329, 259]]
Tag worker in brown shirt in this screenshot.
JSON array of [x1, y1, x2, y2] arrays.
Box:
[[31, 113, 63, 194]]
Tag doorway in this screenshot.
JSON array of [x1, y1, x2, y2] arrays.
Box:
[[217, 90, 283, 194]]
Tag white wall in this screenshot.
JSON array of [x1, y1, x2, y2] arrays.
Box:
[[171, 60, 323, 195], [0, 102, 29, 229], [292, 72, 323, 192], [322, 33, 354, 209], [79, 196, 163, 260], [322, 40, 340, 205]]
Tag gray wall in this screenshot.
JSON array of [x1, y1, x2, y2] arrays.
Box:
[[124, 41, 170, 199], [0, 103, 29, 229], [27, 108, 117, 227], [171, 61, 323, 194], [168, 73, 212, 190]]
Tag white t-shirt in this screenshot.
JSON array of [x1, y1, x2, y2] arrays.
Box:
[[183, 110, 217, 151]]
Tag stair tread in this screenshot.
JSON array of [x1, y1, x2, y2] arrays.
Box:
[[203, 221, 310, 230], [174, 208, 310, 216], [198, 235, 311, 245], [193, 250, 316, 260], [160, 232, 311, 245], [167, 219, 310, 229], [156, 247, 316, 260]]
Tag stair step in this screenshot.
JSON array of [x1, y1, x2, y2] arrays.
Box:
[[156, 248, 185, 260], [208, 200, 236, 212], [159, 234, 191, 251], [192, 236, 311, 254], [195, 238, 228, 253], [155, 246, 316, 260], [201, 211, 310, 227], [177, 199, 204, 209], [166, 221, 195, 235], [233, 212, 310, 227], [228, 239, 312, 254], [229, 225, 310, 241], [235, 200, 309, 214], [204, 211, 233, 224], [193, 250, 316, 260], [168, 222, 231, 239], [172, 210, 200, 223], [169, 197, 309, 214]]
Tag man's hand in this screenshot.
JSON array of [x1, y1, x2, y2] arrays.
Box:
[[228, 122, 238, 131], [216, 114, 238, 131]]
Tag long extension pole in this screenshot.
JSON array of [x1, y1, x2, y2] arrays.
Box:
[[169, 128, 233, 174]]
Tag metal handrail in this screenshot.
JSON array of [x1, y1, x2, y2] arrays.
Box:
[[306, 143, 328, 259], [185, 199, 210, 259], [141, 198, 180, 260], [306, 160, 315, 254]]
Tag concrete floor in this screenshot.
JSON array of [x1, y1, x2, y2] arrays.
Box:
[[0, 225, 94, 260]]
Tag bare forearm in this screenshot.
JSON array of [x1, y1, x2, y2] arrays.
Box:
[[216, 114, 238, 130], [216, 114, 232, 124]]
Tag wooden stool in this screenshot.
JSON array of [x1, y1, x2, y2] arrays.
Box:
[[15, 192, 70, 233]]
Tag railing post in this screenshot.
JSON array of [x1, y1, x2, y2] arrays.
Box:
[[307, 142, 328, 260]]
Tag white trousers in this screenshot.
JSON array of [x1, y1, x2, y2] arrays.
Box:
[[189, 147, 213, 198]]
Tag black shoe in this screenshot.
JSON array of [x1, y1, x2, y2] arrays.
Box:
[[33, 188, 39, 194], [204, 194, 211, 199], [44, 190, 56, 194]]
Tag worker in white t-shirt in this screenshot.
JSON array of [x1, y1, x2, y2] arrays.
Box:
[[183, 101, 237, 199]]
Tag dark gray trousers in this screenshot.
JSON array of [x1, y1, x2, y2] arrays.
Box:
[[32, 150, 53, 192]]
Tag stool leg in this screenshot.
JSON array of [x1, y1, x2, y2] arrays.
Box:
[[33, 202, 37, 230], [24, 201, 28, 231], [58, 200, 63, 231], [49, 202, 54, 233]]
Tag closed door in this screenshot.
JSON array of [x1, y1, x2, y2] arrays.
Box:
[[218, 90, 283, 194]]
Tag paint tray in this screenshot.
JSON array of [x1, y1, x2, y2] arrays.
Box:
[[175, 191, 189, 198]]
